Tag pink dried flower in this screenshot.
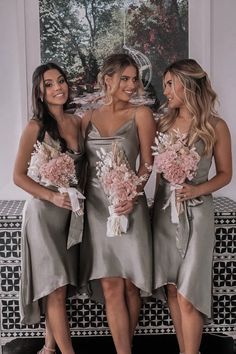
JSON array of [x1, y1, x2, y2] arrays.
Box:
[[152, 130, 200, 185], [39, 153, 78, 188], [27, 141, 78, 188], [96, 143, 150, 207]]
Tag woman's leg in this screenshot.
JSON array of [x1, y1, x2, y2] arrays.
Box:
[[177, 292, 203, 354], [41, 318, 56, 352], [167, 285, 185, 354], [45, 286, 75, 354], [101, 277, 132, 354], [124, 279, 141, 340]]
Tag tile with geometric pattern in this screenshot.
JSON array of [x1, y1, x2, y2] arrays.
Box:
[[0, 198, 236, 348]]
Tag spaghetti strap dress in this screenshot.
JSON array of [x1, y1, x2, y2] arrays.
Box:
[[79, 117, 152, 303], [152, 136, 215, 321], [20, 132, 85, 324]]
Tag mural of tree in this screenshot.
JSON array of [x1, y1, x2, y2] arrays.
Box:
[[40, 0, 120, 81], [39, 0, 188, 108], [127, 0, 188, 99]]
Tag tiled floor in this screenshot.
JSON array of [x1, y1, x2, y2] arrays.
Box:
[[2, 334, 235, 354]]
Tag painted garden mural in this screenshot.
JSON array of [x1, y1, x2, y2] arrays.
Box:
[[39, 0, 188, 113]]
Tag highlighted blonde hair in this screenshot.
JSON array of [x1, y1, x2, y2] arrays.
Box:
[[158, 58, 219, 155], [97, 53, 143, 104]]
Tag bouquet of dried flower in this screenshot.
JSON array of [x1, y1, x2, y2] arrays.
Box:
[[96, 142, 151, 237], [152, 129, 200, 223], [28, 141, 85, 216]]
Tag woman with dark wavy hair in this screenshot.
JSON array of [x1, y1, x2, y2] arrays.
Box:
[[13, 62, 84, 354], [152, 58, 232, 354]]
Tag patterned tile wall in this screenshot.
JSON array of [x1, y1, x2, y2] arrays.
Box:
[[0, 198, 235, 345]]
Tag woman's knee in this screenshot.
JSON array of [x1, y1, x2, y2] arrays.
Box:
[[125, 279, 138, 297], [47, 286, 67, 304], [177, 293, 195, 313], [100, 278, 124, 302], [167, 284, 178, 298]]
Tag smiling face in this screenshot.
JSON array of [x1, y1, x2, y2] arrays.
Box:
[[40, 69, 68, 107], [163, 71, 185, 109], [105, 65, 139, 102]]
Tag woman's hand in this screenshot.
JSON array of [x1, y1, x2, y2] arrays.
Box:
[[51, 191, 72, 210], [176, 183, 201, 202], [114, 199, 136, 216]]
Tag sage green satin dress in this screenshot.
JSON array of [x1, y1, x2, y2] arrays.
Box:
[[79, 118, 152, 303], [152, 138, 215, 320], [20, 133, 85, 324]]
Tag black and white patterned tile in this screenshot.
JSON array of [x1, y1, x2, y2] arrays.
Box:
[[0, 198, 235, 346]]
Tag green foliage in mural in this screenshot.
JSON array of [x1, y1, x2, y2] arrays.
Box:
[[39, 0, 188, 107]]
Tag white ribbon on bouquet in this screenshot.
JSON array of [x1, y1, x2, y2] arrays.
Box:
[[162, 184, 183, 224], [106, 205, 129, 237], [59, 187, 85, 216]]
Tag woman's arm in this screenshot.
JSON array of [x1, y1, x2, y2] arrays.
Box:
[[13, 120, 72, 209], [178, 118, 232, 201], [135, 105, 156, 190], [115, 105, 156, 215]]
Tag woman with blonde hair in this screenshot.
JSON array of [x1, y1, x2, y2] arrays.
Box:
[[79, 53, 156, 354], [152, 58, 232, 354]]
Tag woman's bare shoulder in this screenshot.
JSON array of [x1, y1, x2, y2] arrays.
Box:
[[80, 109, 96, 134], [134, 105, 155, 126], [135, 104, 153, 116], [25, 118, 42, 133]]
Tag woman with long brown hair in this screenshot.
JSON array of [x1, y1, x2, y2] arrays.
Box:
[[13, 62, 84, 354]]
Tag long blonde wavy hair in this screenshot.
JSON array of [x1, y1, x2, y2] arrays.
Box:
[[158, 58, 219, 155]]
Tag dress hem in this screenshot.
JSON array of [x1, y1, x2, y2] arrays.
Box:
[[152, 282, 213, 321]]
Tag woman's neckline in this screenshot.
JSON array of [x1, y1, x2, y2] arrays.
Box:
[[90, 117, 135, 138]]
